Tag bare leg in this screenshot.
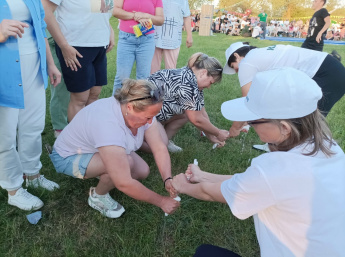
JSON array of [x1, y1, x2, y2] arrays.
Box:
[[84, 152, 150, 195], [140, 122, 168, 153], [127, 152, 150, 179], [67, 90, 90, 122], [86, 86, 102, 106], [163, 113, 189, 139]]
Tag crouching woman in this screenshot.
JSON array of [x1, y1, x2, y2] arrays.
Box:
[[50, 79, 179, 218]]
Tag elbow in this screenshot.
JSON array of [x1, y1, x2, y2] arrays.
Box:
[[154, 16, 164, 26]]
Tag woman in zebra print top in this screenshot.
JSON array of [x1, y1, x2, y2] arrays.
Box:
[[146, 52, 230, 152]]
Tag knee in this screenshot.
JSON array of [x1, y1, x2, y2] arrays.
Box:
[[137, 165, 150, 180]]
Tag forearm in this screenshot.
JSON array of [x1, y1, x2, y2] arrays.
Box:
[[113, 7, 135, 20], [198, 170, 232, 183], [231, 121, 245, 131], [45, 38, 55, 67], [117, 179, 165, 208], [44, 11, 68, 49], [148, 13, 164, 26], [184, 16, 192, 36], [153, 147, 172, 181], [179, 182, 226, 203], [191, 115, 219, 137], [320, 21, 331, 35]]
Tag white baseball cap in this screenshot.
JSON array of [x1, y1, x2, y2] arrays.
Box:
[[223, 42, 247, 74], [221, 68, 322, 121]]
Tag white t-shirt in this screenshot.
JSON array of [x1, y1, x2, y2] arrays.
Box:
[[252, 26, 262, 38], [154, 0, 190, 49], [221, 142, 345, 257], [7, 0, 38, 55], [238, 45, 328, 87], [54, 97, 154, 157], [50, 0, 111, 47]]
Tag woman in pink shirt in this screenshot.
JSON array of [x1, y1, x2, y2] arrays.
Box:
[[112, 0, 164, 94]]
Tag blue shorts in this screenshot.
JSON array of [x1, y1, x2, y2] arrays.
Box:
[[50, 149, 94, 179]]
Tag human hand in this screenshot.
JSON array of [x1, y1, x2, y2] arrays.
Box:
[[165, 179, 178, 197], [185, 164, 203, 183], [172, 173, 190, 193], [134, 12, 150, 21], [0, 19, 28, 43], [137, 18, 151, 28], [241, 124, 250, 133], [160, 196, 180, 214], [316, 32, 322, 43], [48, 63, 62, 87], [216, 129, 230, 142], [229, 125, 241, 138], [186, 35, 193, 48], [205, 133, 225, 148], [60, 44, 83, 71]]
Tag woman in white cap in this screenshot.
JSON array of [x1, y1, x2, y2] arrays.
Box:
[[223, 42, 345, 138], [172, 68, 345, 257]]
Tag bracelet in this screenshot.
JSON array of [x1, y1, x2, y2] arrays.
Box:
[[163, 177, 172, 188]]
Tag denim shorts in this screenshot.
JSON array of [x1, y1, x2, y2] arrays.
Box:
[[49, 149, 94, 179]]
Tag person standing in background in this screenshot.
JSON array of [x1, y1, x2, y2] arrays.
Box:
[[42, 0, 115, 122], [150, 0, 193, 74], [258, 10, 267, 39], [301, 0, 330, 51], [47, 30, 69, 138], [0, 0, 61, 210], [112, 0, 164, 94]]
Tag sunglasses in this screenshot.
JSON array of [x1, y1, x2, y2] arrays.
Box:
[[128, 86, 164, 103], [247, 120, 271, 127]]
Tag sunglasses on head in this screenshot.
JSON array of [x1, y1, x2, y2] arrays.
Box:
[[128, 86, 164, 103]]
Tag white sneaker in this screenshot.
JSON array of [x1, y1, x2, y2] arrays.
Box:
[[253, 143, 271, 152], [88, 187, 125, 218], [8, 188, 44, 211], [26, 175, 60, 191], [167, 140, 183, 153]]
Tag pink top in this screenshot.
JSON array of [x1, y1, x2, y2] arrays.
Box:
[[119, 0, 163, 34]]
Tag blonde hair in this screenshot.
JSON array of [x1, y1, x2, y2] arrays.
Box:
[[187, 52, 223, 83], [114, 79, 163, 112], [269, 110, 334, 157]]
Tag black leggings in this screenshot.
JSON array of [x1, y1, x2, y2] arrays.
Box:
[[313, 55, 345, 116], [193, 244, 241, 257]]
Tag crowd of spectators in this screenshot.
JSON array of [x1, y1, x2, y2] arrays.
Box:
[[197, 12, 345, 40]]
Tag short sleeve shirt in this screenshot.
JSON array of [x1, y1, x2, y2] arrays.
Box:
[[119, 0, 163, 34], [305, 8, 330, 44], [54, 97, 154, 157], [148, 67, 204, 122], [154, 0, 190, 49], [258, 12, 267, 22]]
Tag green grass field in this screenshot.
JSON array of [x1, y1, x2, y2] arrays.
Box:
[[1, 18, 344, 256]]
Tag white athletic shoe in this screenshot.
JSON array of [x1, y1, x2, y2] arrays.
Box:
[[253, 143, 270, 152], [8, 188, 44, 211], [26, 175, 60, 191], [167, 140, 183, 153], [88, 187, 125, 218]]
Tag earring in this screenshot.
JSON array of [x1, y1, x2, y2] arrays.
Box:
[[126, 112, 128, 116]]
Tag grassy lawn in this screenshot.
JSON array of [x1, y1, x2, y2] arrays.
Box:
[[1, 17, 344, 256]]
